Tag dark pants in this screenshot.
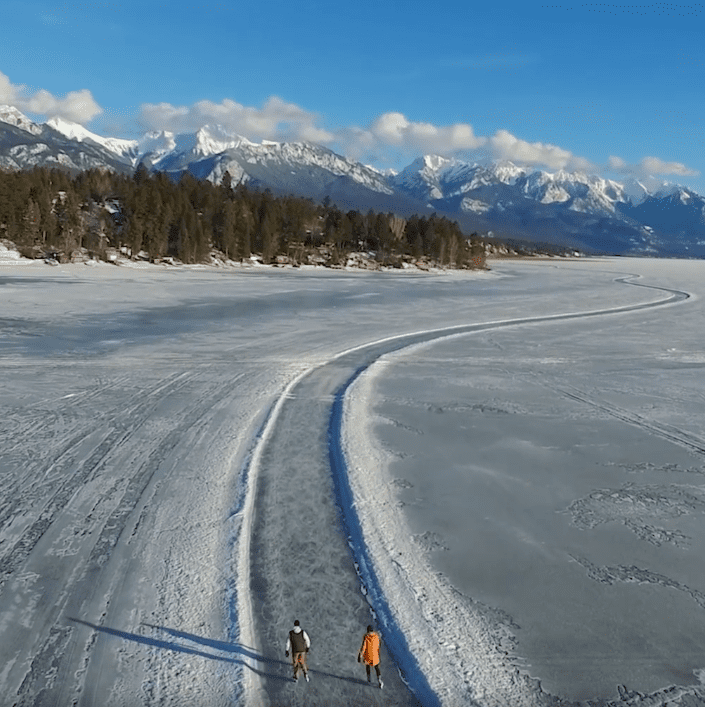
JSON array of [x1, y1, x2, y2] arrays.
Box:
[[365, 663, 381, 681]]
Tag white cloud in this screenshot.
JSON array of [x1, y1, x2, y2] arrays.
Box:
[[337, 113, 599, 173], [641, 156, 699, 177], [342, 113, 696, 183], [0, 72, 17, 104], [608, 155, 628, 171], [1, 70, 695, 185], [138, 96, 334, 143], [349, 111, 486, 155], [488, 129, 595, 172], [0, 71, 102, 124], [23, 88, 102, 124], [608, 154, 699, 178]]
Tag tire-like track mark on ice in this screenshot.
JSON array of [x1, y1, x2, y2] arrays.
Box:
[[0, 373, 144, 534], [60, 375, 245, 707], [0, 371, 193, 589], [2, 370, 247, 706], [553, 384, 705, 456], [241, 272, 691, 707]]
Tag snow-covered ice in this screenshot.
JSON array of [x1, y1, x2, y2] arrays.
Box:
[[343, 258, 705, 705], [1, 257, 704, 706]]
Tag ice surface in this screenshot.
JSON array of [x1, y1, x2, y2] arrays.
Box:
[[0, 261, 499, 706], [1, 257, 704, 706], [343, 258, 705, 705]]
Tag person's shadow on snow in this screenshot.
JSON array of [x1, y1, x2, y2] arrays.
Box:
[[67, 618, 290, 683], [68, 619, 368, 687], [144, 624, 371, 686]]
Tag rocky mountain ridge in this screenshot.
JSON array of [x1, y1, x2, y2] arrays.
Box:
[[1, 105, 704, 257]]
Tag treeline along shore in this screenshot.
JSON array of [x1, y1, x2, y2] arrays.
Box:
[[0, 165, 580, 269]]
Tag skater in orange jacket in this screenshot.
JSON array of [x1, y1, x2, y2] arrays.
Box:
[[357, 625, 383, 689]]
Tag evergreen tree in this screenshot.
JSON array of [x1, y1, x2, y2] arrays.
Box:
[[54, 189, 83, 253], [372, 213, 393, 258], [30, 180, 56, 245], [221, 200, 238, 259], [176, 216, 190, 261], [257, 192, 279, 262], [404, 215, 422, 259], [347, 210, 367, 250], [133, 162, 150, 186], [235, 201, 252, 261], [124, 212, 144, 256], [20, 199, 41, 246], [221, 170, 233, 196]]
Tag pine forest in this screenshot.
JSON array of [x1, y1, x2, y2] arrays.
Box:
[[0, 166, 488, 270]]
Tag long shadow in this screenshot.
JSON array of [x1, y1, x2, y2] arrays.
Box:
[[141, 623, 277, 664], [146, 624, 370, 686], [69, 619, 368, 687], [67, 618, 289, 683]]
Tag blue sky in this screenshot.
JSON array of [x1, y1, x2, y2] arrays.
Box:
[[1, 0, 704, 192]]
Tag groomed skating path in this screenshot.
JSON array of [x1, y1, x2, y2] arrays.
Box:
[[240, 271, 693, 707], [244, 340, 428, 707]]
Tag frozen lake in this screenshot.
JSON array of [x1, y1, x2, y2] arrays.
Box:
[[0, 257, 704, 706], [343, 258, 705, 705]]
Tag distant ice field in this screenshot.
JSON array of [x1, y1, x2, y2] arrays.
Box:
[[345, 258, 705, 702]]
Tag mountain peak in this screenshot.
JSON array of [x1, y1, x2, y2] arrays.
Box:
[[0, 105, 43, 136], [46, 115, 99, 142], [652, 182, 683, 199], [621, 177, 650, 206], [422, 154, 451, 171], [193, 124, 253, 156], [487, 160, 525, 184], [46, 115, 139, 160]]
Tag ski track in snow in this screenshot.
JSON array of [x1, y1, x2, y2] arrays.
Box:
[[0, 341, 299, 704]]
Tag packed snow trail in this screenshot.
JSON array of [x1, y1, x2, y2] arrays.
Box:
[[241, 271, 695, 707], [0, 361, 285, 706], [242, 354, 426, 707]]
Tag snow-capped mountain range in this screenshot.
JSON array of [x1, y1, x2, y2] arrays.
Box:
[[2, 105, 704, 257], [393, 155, 705, 256]]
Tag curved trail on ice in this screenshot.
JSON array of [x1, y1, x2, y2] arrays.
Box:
[[238, 272, 690, 707]]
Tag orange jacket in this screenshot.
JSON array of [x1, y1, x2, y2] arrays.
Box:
[[359, 631, 380, 666]]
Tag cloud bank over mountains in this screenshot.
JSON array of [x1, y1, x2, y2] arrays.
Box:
[[134, 99, 702, 185], [608, 154, 699, 178], [0, 70, 698, 185], [139, 96, 335, 145], [0, 72, 102, 125]]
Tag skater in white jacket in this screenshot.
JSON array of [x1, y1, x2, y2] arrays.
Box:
[[285, 620, 311, 682]]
